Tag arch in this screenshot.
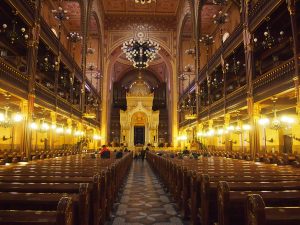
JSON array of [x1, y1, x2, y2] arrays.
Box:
[[177, 13, 193, 72], [131, 111, 149, 125], [102, 40, 176, 145]]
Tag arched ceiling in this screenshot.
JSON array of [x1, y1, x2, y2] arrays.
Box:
[[102, 0, 180, 15], [201, 4, 223, 33], [112, 54, 167, 84]]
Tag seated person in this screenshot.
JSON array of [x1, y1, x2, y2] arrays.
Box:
[[100, 145, 110, 159], [116, 150, 123, 159], [182, 149, 190, 155]]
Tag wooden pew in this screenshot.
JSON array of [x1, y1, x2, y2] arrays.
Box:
[[217, 181, 300, 225], [147, 152, 300, 225], [0, 196, 73, 225], [247, 194, 300, 225], [0, 174, 102, 225], [0, 183, 91, 225], [197, 178, 300, 225], [0, 152, 133, 225]]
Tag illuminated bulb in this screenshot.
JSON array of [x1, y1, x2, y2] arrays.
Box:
[[280, 116, 295, 124], [235, 126, 242, 132], [217, 129, 224, 135], [56, 127, 64, 134], [30, 122, 38, 130], [65, 128, 72, 134], [0, 113, 5, 122], [13, 113, 23, 122], [51, 124, 56, 129], [41, 123, 49, 131], [258, 118, 270, 126], [93, 135, 101, 140], [226, 126, 235, 131], [242, 124, 251, 131]]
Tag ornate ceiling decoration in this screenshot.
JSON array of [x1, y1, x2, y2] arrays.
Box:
[[61, 1, 81, 31], [201, 5, 223, 33], [102, 0, 180, 15], [104, 15, 176, 31]]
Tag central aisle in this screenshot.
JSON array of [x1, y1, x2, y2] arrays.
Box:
[[110, 160, 185, 225]]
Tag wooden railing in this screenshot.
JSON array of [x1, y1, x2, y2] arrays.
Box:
[[179, 118, 197, 128], [197, 24, 243, 87], [253, 59, 295, 89], [249, 0, 284, 30], [0, 58, 28, 95]]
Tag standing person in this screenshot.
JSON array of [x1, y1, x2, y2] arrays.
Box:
[[140, 148, 146, 161]]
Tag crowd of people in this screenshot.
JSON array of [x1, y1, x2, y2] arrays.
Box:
[[97, 144, 151, 160]]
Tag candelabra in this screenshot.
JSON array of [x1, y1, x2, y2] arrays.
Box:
[[225, 54, 243, 87], [87, 47, 95, 55], [200, 35, 214, 105], [213, 11, 228, 36], [67, 32, 82, 57], [213, 0, 228, 5], [185, 48, 196, 56], [1, 11, 29, 45], [122, 38, 160, 69], [67, 32, 82, 86], [52, 1, 69, 99], [253, 27, 284, 50], [39, 49, 55, 72], [270, 97, 281, 130], [0, 107, 23, 128], [135, 0, 154, 4], [213, 9, 228, 109], [93, 72, 103, 93]]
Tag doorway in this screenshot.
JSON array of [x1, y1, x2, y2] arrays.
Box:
[[134, 126, 145, 145]]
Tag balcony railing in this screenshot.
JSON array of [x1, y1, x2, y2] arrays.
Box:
[[249, 0, 284, 29], [0, 57, 28, 95], [198, 24, 243, 83], [253, 58, 295, 101]]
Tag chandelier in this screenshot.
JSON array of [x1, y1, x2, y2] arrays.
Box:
[[0, 107, 23, 128], [1, 11, 29, 45], [121, 38, 160, 69], [135, 0, 154, 4]]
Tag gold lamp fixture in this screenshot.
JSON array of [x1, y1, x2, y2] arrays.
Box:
[[135, 0, 154, 4]]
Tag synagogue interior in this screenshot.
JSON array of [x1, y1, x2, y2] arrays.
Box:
[[0, 0, 300, 225]]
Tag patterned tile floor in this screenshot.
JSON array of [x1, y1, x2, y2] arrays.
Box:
[[108, 160, 187, 225]]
